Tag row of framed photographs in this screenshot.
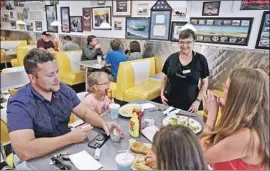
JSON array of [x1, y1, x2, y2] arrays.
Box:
[[10, 21, 43, 31]]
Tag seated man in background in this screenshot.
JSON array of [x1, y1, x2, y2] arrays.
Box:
[[105, 38, 127, 81], [62, 35, 80, 51], [81, 35, 103, 61], [7, 48, 121, 161], [37, 31, 58, 51]]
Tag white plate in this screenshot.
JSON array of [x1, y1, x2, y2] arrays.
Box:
[[119, 104, 143, 118], [162, 115, 202, 134]]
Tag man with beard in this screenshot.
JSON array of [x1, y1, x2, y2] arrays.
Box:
[[7, 48, 121, 161]]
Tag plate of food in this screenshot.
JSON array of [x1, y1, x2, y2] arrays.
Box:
[[162, 115, 202, 134], [119, 104, 143, 118], [129, 142, 155, 170]]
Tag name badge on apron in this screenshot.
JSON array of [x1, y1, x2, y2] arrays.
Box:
[[182, 69, 191, 74]]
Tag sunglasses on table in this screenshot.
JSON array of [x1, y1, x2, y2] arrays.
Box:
[[51, 156, 71, 170]]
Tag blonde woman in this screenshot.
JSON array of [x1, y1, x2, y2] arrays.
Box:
[[201, 68, 269, 170]]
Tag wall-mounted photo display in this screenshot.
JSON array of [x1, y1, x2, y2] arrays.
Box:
[[60, 7, 70, 32], [10, 20, 16, 29], [137, 3, 149, 16], [202, 1, 220, 16], [92, 7, 112, 30], [70, 16, 83, 32], [35, 21, 42, 31], [82, 8, 92, 31], [240, 0, 270, 10], [190, 17, 253, 46], [10, 11, 14, 19], [97, 0, 105, 6], [114, 21, 123, 30], [125, 17, 150, 40], [172, 7, 187, 21], [170, 21, 188, 42], [150, 0, 172, 40], [45, 5, 58, 33], [26, 22, 33, 31], [256, 11, 270, 49], [112, 0, 131, 17]]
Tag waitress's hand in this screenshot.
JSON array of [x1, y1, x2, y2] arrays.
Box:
[[188, 100, 200, 113], [161, 94, 168, 106]]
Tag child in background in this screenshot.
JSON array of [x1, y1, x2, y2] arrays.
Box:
[[126, 41, 142, 61], [105, 38, 127, 81], [82, 72, 113, 116]]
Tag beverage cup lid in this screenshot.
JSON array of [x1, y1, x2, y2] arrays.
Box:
[[109, 103, 120, 109]]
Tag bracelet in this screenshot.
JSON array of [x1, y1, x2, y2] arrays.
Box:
[[196, 98, 201, 102]]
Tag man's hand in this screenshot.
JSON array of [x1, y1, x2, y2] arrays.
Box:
[[95, 44, 101, 49], [67, 124, 93, 143], [102, 122, 124, 136]]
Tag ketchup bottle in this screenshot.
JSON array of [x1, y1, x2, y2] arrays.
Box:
[[136, 111, 143, 131]]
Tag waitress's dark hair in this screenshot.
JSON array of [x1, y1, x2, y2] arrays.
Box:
[[179, 29, 196, 40], [153, 125, 207, 170]]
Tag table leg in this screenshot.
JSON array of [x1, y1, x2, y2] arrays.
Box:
[[85, 67, 88, 91]]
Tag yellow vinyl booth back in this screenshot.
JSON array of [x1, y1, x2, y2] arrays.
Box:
[[113, 57, 161, 102], [11, 45, 36, 67], [54, 51, 85, 86]]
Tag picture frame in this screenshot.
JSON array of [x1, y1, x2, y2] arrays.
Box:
[[82, 8, 92, 31], [240, 0, 270, 10], [190, 17, 253, 46], [97, 0, 105, 6], [170, 21, 188, 42], [125, 17, 150, 40], [10, 20, 16, 29], [150, 10, 171, 40], [70, 16, 83, 32], [92, 7, 112, 30], [202, 1, 220, 16], [112, 0, 132, 17], [35, 21, 42, 31], [171, 7, 187, 21], [45, 5, 58, 33], [60, 7, 70, 32], [114, 20, 123, 30], [255, 11, 270, 49], [10, 11, 13, 19], [137, 3, 149, 16], [26, 22, 33, 31]]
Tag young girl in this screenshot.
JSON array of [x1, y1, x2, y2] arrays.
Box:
[[201, 68, 269, 170], [145, 125, 207, 170], [126, 41, 142, 61], [82, 72, 113, 115]]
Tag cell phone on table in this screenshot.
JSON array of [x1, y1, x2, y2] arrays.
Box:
[[88, 132, 109, 149]]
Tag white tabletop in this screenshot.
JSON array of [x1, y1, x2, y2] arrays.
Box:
[[149, 72, 163, 81], [77, 60, 105, 69], [1, 71, 29, 91]]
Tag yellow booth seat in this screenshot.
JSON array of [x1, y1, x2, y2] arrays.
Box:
[[114, 57, 161, 102], [11, 45, 36, 67], [54, 51, 85, 86], [0, 40, 27, 66]]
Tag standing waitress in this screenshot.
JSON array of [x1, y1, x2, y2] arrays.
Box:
[[161, 29, 209, 112]]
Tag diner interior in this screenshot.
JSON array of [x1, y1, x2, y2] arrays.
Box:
[[0, 0, 269, 170]]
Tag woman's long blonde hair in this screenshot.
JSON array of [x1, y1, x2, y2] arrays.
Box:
[[204, 68, 269, 168]]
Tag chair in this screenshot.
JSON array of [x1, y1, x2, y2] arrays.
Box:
[[54, 51, 85, 86], [113, 57, 161, 102]]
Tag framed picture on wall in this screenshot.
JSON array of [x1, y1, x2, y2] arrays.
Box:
[[125, 17, 150, 40], [60, 7, 70, 32], [255, 11, 270, 49], [92, 7, 112, 30], [137, 3, 149, 16], [150, 10, 171, 40], [35, 21, 42, 31], [202, 1, 220, 16], [26, 22, 33, 31], [240, 0, 270, 10], [10, 20, 16, 29], [170, 21, 188, 42], [70, 16, 83, 32], [112, 0, 132, 16], [82, 8, 92, 31], [97, 0, 105, 6], [190, 17, 253, 46], [45, 5, 58, 33]]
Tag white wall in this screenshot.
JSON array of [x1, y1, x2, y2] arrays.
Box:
[[187, 1, 266, 49]]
